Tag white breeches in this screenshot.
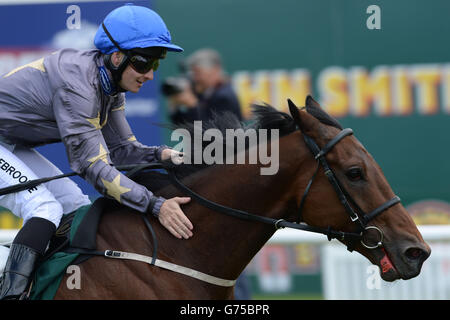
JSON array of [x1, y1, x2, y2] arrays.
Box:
[[0, 143, 91, 228]]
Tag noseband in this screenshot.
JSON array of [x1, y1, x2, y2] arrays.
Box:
[[300, 128, 400, 251]]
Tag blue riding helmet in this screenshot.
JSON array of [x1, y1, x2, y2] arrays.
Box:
[[94, 3, 183, 55]]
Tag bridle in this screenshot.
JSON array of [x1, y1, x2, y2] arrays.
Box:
[[299, 127, 400, 251]]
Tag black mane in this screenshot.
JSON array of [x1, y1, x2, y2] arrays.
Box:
[[134, 103, 342, 191]]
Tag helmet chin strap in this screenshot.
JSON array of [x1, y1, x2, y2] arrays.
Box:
[[103, 54, 129, 93]]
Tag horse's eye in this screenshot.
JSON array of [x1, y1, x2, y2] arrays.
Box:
[[346, 167, 363, 181]]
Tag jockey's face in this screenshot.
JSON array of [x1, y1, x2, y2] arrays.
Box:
[[120, 63, 154, 93], [111, 52, 154, 93]]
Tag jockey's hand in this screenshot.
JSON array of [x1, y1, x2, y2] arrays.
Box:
[[158, 197, 193, 239], [161, 148, 184, 165]]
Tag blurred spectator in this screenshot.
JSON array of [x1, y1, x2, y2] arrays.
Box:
[[165, 48, 243, 125]]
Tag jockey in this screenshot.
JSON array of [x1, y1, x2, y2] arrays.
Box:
[[0, 4, 193, 299]]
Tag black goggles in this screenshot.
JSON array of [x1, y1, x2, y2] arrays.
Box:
[[102, 23, 165, 74], [128, 54, 160, 74]]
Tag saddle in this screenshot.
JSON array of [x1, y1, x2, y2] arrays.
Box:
[[44, 170, 171, 262]]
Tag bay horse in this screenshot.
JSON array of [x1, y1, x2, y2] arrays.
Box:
[[54, 96, 430, 299]]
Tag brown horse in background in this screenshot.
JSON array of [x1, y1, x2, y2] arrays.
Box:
[[54, 96, 430, 299]]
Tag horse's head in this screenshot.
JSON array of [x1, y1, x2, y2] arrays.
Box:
[[288, 96, 430, 282]]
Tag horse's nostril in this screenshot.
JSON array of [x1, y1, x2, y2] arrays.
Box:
[[405, 247, 426, 261]]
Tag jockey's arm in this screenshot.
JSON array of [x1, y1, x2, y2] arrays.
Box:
[[65, 122, 192, 238], [53, 87, 192, 238], [53, 87, 165, 216], [64, 129, 165, 217], [99, 104, 192, 238], [101, 103, 171, 165]]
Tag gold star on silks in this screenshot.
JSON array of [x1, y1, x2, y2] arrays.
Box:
[[101, 174, 131, 203], [4, 58, 46, 78], [88, 144, 109, 167], [112, 105, 125, 112], [85, 112, 109, 129], [85, 112, 102, 129]]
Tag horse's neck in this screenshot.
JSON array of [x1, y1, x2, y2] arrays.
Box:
[[173, 136, 304, 279]]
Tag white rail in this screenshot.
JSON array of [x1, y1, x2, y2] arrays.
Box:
[[269, 225, 450, 243], [268, 225, 450, 300]]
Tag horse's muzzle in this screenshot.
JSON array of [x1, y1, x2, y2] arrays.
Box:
[[381, 241, 431, 281]]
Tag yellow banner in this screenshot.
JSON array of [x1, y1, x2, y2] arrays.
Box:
[[232, 63, 450, 119]]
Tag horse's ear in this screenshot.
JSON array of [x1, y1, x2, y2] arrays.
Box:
[[304, 94, 344, 130], [288, 98, 320, 137], [287, 99, 302, 128], [305, 95, 322, 113]]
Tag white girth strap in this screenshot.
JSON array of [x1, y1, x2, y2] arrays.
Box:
[[104, 250, 237, 287]]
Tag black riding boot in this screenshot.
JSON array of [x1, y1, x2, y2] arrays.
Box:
[[0, 217, 56, 300], [0, 244, 40, 299]]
